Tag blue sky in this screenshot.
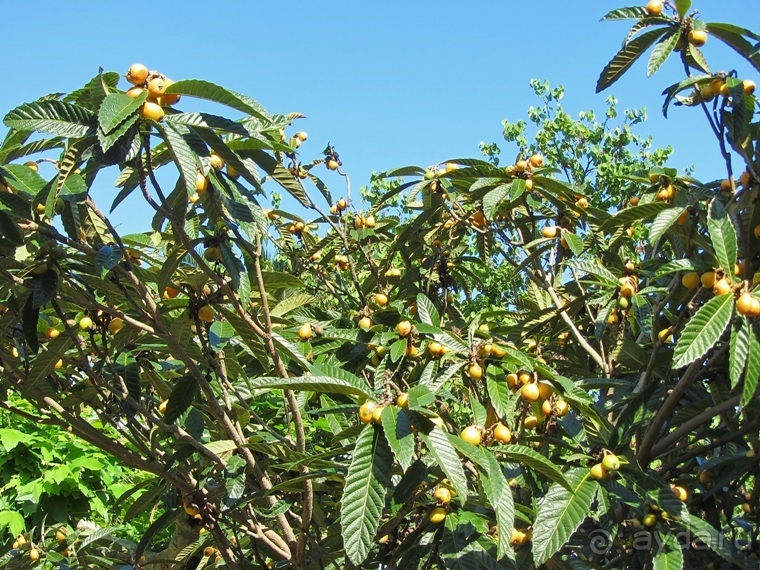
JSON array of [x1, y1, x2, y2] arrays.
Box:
[[2, 1, 759, 233]]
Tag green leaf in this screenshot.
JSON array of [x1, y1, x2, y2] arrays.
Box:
[[706, 23, 760, 73], [164, 79, 270, 120], [165, 112, 251, 136], [597, 28, 669, 92], [209, 321, 235, 351], [416, 293, 440, 327], [653, 531, 684, 570], [261, 271, 304, 290], [270, 293, 316, 317], [341, 425, 392, 566], [742, 325, 760, 406], [649, 206, 685, 247], [0, 211, 24, 246], [381, 407, 415, 471], [164, 376, 199, 424], [480, 453, 515, 560], [246, 374, 370, 399], [647, 29, 680, 76], [0, 510, 26, 537], [3, 100, 95, 137], [707, 198, 737, 275], [482, 184, 510, 221], [159, 122, 201, 198], [677, 514, 748, 567], [599, 201, 669, 232], [563, 232, 584, 256], [565, 259, 620, 287], [729, 319, 750, 389], [3, 163, 48, 196], [419, 428, 468, 506], [486, 376, 513, 420], [672, 293, 734, 369], [652, 259, 700, 279], [601, 7, 648, 20], [98, 92, 145, 134], [687, 43, 711, 74], [491, 444, 572, 491], [674, 0, 691, 18], [531, 467, 598, 565]]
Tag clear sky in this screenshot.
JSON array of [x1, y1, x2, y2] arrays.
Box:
[[2, 1, 759, 233]]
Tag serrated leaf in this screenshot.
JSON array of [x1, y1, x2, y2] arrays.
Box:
[[706, 23, 760, 73], [416, 293, 440, 327], [486, 377, 512, 420], [340, 425, 392, 565], [677, 514, 748, 567], [270, 293, 316, 317], [707, 198, 737, 275], [246, 375, 370, 398], [647, 29, 680, 76], [3, 100, 95, 137], [653, 531, 684, 570], [0, 211, 24, 246], [729, 319, 750, 389], [159, 122, 200, 198], [649, 206, 685, 247], [672, 293, 733, 368], [531, 467, 598, 565], [652, 259, 700, 279], [261, 271, 304, 289], [381, 407, 415, 471], [209, 321, 235, 351], [480, 453, 515, 560], [165, 112, 250, 136], [600, 201, 670, 232], [601, 6, 648, 20], [597, 28, 669, 92], [419, 428, 468, 506], [482, 184, 510, 221], [743, 326, 760, 406], [25, 335, 73, 392], [164, 79, 270, 120], [164, 376, 199, 424], [565, 259, 620, 287], [390, 338, 408, 363], [3, 163, 48, 196], [563, 232, 584, 256], [492, 444, 573, 491], [98, 92, 145, 134]]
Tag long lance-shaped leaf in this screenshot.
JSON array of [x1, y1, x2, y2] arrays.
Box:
[[672, 293, 734, 369], [164, 79, 270, 121], [159, 123, 201, 198], [653, 531, 684, 570], [661, 74, 711, 117], [491, 444, 573, 491], [247, 374, 370, 399], [597, 27, 669, 92], [601, 6, 648, 20], [743, 325, 760, 406], [481, 453, 515, 561], [531, 467, 598, 565], [707, 198, 737, 275], [599, 201, 669, 232], [647, 29, 680, 76], [3, 100, 95, 137], [706, 23, 760, 73], [381, 407, 415, 471], [340, 425, 392, 566], [676, 513, 748, 567], [419, 428, 468, 506], [729, 319, 750, 389]]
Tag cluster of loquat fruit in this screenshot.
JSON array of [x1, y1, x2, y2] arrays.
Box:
[[125, 63, 181, 122]]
